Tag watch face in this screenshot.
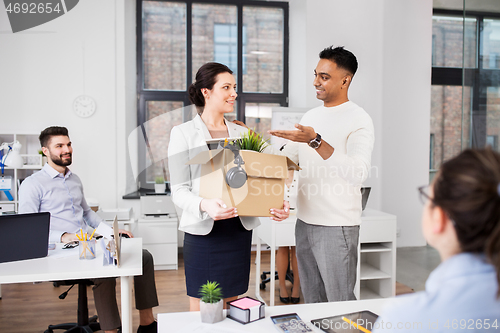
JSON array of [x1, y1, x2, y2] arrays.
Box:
[[309, 140, 320, 149], [73, 95, 96, 118]]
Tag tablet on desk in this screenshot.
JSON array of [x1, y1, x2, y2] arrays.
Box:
[[311, 310, 379, 333]]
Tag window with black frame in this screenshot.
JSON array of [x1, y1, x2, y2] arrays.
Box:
[[431, 9, 500, 179], [136, 0, 289, 188]]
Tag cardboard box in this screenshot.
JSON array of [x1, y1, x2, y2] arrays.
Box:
[[187, 149, 300, 217]]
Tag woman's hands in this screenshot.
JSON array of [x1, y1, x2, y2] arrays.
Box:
[[270, 200, 290, 221], [200, 198, 238, 220]]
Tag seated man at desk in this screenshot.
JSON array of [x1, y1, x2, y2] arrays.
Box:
[[18, 126, 159, 333]]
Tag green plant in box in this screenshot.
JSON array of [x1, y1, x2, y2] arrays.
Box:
[[155, 176, 165, 184], [199, 281, 223, 304], [233, 128, 269, 153]]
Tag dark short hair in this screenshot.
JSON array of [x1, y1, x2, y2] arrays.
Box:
[[188, 62, 233, 111], [39, 126, 69, 148], [319, 46, 358, 76]]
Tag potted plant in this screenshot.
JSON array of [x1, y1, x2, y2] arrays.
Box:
[[154, 176, 166, 193], [38, 149, 47, 166], [232, 128, 269, 152], [199, 280, 224, 324]]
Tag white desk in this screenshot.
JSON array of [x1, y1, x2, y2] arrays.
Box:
[[255, 209, 397, 306], [158, 298, 389, 332], [0, 238, 143, 333]]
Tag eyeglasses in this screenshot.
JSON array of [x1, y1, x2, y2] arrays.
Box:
[[417, 185, 433, 205]]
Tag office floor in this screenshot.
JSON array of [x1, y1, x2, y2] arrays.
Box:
[[396, 245, 441, 292], [0, 247, 436, 333]]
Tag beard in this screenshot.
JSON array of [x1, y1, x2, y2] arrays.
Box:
[[50, 152, 72, 167]]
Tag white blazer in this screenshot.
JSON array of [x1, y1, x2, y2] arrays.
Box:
[[167, 114, 261, 235]]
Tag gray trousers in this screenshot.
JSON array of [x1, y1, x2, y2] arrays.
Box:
[[295, 219, 359, 303], [92, 249, 159, 330]]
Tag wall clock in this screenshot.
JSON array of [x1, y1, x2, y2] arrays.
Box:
[[73, 95, 96, 118]]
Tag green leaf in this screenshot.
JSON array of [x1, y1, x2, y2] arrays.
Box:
[[198, 280, 223, 304], [232, 128, 269, 153]]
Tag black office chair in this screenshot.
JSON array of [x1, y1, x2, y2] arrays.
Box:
[[45, 279, 100, 333], [260, 269, 294, 290], [259, 259, 294, 290]]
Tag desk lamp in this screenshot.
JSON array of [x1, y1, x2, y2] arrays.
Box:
[[0, 141, 23, 169]]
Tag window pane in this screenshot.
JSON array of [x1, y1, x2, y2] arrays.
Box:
[[243, 7, 284, 93], [192, 4, 238, 79], [144, 101, 185, 183], [143, 1, 186, 90], [244, 103, 280, 142], [486, 87, 500, 151], [430, 85, 472, 170], [432, 15, 476, 68], [482, 19, 500, 69]]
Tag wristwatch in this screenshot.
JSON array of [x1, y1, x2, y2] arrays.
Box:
[[308, 133, 322, 149]]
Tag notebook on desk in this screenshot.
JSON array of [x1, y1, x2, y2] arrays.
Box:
[[0, 212, 51, 263]]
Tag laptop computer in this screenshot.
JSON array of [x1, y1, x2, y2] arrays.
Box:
[[0, 212, 50, 263]]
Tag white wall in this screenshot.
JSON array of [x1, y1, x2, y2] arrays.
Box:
[[381, 1, 432, 247], [0, 0, 122, 211], [0, 0, 431, 247]]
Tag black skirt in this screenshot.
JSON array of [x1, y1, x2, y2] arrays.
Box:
[[183, 217, 253, 298]]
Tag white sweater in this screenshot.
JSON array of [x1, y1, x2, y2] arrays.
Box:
[[282, 101, 374, 227]]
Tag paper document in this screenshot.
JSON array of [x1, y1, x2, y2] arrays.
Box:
[[95, 221, 114, 240]]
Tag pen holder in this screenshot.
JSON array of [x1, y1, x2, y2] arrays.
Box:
[[79, 239, 96, 260]]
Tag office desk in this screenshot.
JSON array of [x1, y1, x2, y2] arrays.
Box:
[[0, 238, 143, 333], [158, 298, 389, 332], [255, 209, 397, 306]]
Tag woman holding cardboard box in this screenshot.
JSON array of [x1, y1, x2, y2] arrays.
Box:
[[168, 62, 290, 311]]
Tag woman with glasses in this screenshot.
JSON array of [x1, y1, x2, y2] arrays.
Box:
[[373, 148, 500, 332]]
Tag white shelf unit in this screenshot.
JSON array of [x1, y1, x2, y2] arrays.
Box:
[[0, 133, 43, 213], [356, 210, 397, 300]]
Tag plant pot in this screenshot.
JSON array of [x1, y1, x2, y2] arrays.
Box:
[[200, 299, 224, 324], [154, 183, 166, 194]]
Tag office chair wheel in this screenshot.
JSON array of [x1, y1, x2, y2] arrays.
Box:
[[260, 282, 266, 290], [261, 273, 267, 280]]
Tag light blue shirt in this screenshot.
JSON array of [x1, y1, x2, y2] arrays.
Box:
[[18, 163, 102, 243], [373, 253, 500, 332]]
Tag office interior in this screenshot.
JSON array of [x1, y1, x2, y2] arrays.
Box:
[[1, 0, 500, 330]]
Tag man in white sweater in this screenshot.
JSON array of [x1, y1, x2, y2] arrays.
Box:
[[269, 46, 374, 303]]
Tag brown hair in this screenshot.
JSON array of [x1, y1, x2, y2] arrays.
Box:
[[188, 62, 233, 114], [432, 148, 500, 297]]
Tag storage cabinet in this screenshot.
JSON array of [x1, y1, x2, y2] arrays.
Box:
[[133, 195, 179, 270], [133, 217, 178, 270], [0, 133, 43, 213], [356, 210, 397, 299]]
